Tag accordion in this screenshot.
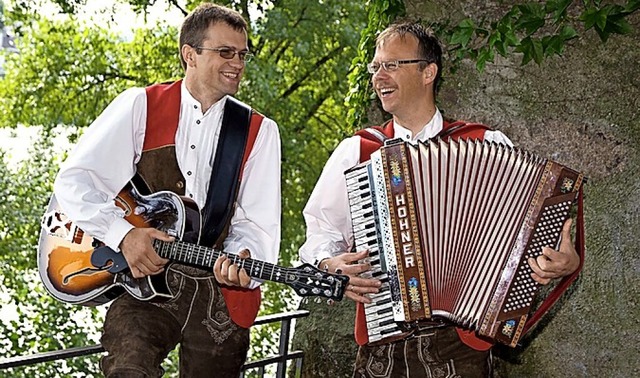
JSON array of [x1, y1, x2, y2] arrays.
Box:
[[345, 138, 585, 346]]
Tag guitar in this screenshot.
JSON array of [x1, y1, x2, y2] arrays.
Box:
[[37, 183, 348, 306]]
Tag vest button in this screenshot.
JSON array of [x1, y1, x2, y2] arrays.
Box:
[[176, 181, 184, 189], [187, 171, 192, 176], [196, 120, 201, 125]]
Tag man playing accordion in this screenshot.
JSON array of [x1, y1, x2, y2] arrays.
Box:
[[299, 21, 581, 377]]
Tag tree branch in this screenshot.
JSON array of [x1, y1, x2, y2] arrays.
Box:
[[280, 45, 344, 99], [167, 0, 188, 16]]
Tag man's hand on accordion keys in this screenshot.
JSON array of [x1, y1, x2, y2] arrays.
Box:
[[318, 250, 382, 304], [528, 219, 580, 285]]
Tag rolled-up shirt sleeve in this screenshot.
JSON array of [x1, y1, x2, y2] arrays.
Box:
[[223, 117, 282, 289], [53, 88, 146, 251]]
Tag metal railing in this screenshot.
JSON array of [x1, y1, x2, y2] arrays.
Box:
[[0, 309, 308, 377]]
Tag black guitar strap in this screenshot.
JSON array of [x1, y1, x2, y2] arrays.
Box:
[[200, 97, 252, 248]]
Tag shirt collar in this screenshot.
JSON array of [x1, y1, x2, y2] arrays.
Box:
[[181, 81, 227, 116], [392, 108, 444, 143]]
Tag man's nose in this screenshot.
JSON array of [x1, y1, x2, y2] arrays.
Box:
[[372, 67, 388, 81], [229, 56, 245, 68]]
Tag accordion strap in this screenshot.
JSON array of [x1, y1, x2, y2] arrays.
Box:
[[523, 185, 586, 335], [437, 121, 491, 140], [360, 127, 389, 143]]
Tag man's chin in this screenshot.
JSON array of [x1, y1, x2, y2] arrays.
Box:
[[380, 101, 394, 114], [223, 85, 240, 96]]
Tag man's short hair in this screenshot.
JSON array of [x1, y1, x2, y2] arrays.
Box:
[[377, 21, 443, 94], [179, 3, 248, 70]]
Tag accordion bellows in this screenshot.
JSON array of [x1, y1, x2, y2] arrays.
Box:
[[345, 138, 585, 346]]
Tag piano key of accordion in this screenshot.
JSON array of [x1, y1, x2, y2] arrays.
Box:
[[365, 302, 393, 318], [346, 161, 406, 341]]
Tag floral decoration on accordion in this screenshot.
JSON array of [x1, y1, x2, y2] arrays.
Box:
[[501, 319, 517, 338], [390, 159, 403, 187], [407, 277, 422, 312], [560, 177, 575, 193]]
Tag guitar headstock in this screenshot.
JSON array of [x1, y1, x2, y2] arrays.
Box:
[[286, 263, 350, 301]]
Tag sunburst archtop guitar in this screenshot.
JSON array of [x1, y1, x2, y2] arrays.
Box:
[[37, 183, 348, 306]]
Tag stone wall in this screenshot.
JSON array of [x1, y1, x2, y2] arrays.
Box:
[[292, 2, 639, 376]]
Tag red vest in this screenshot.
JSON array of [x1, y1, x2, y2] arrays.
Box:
[[144, 80, 263, 328], [354, 119, 494, 350]]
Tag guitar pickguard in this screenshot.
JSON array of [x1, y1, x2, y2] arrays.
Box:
[[91, 246, 129, 273]]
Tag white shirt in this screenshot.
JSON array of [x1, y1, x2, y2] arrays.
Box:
[[54, 82, 281, 288], [298, 109, 512, 265]]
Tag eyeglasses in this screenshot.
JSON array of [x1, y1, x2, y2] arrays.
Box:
[[195, 46, 254, 63], [367, 59, 429, 74]]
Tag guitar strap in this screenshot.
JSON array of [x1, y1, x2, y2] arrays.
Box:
[[199, 97, 252, 248]]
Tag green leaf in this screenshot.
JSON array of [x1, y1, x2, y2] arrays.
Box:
[[449, 18, 476, 47], [595, 8, 608, 31], [587, 5, 634, 42], [606, 15, 633, 35], [488, 31, 502, 48], [625, 0, 640, 13], [503, 29, 520, 46], [476, 47, 495, 72], [545, 0, 573, 23], [515, 3, 546, 34], [516, 36, 544, 65], [542, 35, 565, 56], [559, 25, 578, 41], [580, 8, 601, 30], [495, 40, 509, 57]]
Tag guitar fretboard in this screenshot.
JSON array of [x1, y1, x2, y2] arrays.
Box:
[[153, 239, 293, 283]]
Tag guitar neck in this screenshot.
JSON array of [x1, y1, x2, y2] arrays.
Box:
[[153, 239, 292, 283]]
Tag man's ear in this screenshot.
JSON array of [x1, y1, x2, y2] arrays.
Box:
[[424, 63, 438, 85], [181, 45, 196, 67]]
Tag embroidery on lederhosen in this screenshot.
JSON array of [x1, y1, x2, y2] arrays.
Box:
[[201, 278, 237, 344]]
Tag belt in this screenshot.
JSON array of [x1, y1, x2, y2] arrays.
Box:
[[367, 319, 451, 346], [412, 319, 449, 331]]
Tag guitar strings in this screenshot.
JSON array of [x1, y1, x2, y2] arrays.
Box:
[[151, 239, 327, 282]]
